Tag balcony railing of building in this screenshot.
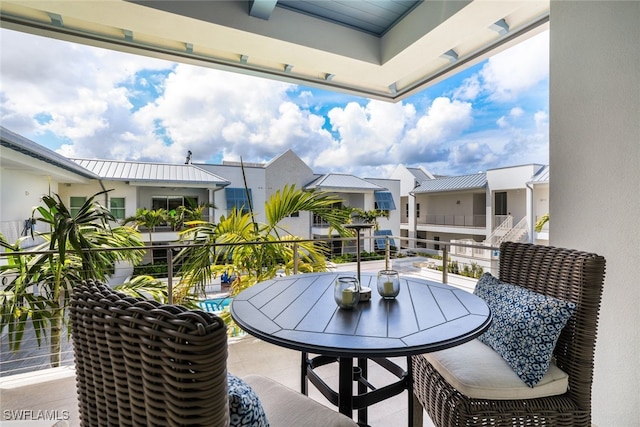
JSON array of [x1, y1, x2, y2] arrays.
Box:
[[415, 214, 486, 228], [0, 236, 498, 379]]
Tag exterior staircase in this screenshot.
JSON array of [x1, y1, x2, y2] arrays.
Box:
[[487, 216, 529, 246]]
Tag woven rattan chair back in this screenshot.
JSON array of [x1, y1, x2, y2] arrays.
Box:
[[411, 241, 606, 427], [69, 280, 229, 427]]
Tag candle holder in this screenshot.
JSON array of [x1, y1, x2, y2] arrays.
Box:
[[334, 276, 360, 309], [377, 269, 400, 299], [377, 235, 400, 299]]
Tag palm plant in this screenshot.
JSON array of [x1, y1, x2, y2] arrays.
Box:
[[122, 207, 168, 263], [168, 201, 215, 231], [177, 184, 352, 300], [535, 213, 549, 232], [0, 190, 144, 366]]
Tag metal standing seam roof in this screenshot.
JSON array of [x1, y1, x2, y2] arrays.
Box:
[[407, 167, 433, 183], [0, 126, 99, 179], [304, 173, 387, 192], [411, 173, 487, 194], [72, 159, 230, 186], [528, 165, 549, 184]]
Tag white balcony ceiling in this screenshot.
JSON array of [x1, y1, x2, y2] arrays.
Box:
[[0, 0, 549, 101]]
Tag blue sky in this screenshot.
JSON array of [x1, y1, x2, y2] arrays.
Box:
[[0, 28, 549, 178]]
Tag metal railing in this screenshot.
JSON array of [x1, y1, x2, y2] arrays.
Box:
[[418, 214, 486, 227], [0, 235, 499, 377]]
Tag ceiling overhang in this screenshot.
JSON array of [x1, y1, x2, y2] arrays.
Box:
[[0, 1, 549, 102]]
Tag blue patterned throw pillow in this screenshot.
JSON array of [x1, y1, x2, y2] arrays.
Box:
[[474, 273, 576, 387], [228, 373, 270, 427]]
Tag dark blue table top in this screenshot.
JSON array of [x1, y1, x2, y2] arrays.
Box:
[[230, 272, 491, 357]]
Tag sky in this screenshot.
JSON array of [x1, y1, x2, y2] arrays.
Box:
[[0, 28, 549, 178]]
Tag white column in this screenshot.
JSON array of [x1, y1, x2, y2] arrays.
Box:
[[550, 2, 640, 425]]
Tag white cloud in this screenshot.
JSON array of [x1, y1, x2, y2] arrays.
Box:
[[1, 27, 549, 178], [453, 75, 481, 101], [496, 106, 526, 128], [480, 31, 549, 102], [534, 110, 549, 131], [392, 97, 472, 162], [510, 107, 524, 118], [451, 141, 499, 167], [0, 29, 171, 148], [313, 101, 415, 169]]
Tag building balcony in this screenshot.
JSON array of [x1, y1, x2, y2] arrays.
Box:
[[1, 259, 443, 426], [418, 214, 486, 228]]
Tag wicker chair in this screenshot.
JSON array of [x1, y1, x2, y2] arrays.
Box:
[[70, 280, 358, 427], [411, 242, 606, 427]]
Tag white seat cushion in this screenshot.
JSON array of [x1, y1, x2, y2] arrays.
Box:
[[423, 339, 569, 400], [243, 374, 359, 427]]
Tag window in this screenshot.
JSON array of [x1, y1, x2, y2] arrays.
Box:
[[374, 192, 396, 211], [416, 203, 421, 218], [314, 202, 342, 226], [151, 196, 198, 212], [374, 230, 396, 251], [289, 211, 300, 218], [495, 192, 507, 216], [70, 197, 86, 217], [110, 197, 125, 220], [225, 188, 253, 214]]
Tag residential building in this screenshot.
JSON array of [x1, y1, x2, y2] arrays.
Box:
[[0, 127, 97, 248], [527, 165, 549, 244], [0, 128, 400, 257], [393, 163, 548, 250], [390, 165, 434, 248], [304, 173, 400, 254]]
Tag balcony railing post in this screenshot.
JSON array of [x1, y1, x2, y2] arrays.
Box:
[[167, 248, 174, 304], [293, 241, 299, 275], [442, 245, 448, 284]]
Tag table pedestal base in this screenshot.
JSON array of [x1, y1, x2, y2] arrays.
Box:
[[301, 352, 414, 426]]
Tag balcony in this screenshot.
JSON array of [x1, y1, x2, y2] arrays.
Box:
[[0, 238, 601, 426], [1, 255, 451, 426], [418, 214, 486, 228]]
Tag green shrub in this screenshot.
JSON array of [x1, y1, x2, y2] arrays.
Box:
[[133, 262, 169, 278]]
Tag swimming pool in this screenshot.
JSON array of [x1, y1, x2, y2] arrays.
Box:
[[199, 296, 233, 312]]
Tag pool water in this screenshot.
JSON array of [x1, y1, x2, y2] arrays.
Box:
[[200, 296, 233, 312]]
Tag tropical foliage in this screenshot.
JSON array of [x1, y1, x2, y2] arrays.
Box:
[[535, 213, 550, 232], [177, 184, 353, 301], [348, 208, 390, 230], [122, 207, 168, 263], [0, 190, 144, 366]]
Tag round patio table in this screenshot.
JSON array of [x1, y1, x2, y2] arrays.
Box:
[[230, 272, 491, 426]]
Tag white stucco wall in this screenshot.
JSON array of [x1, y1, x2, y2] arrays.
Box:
[[532, 185, 549, 224], [205, 164, 267, 223], [60, 181, 137, 218], [0, 168, 60, 244], [366, 178, 401, 239], [390, 165, 422, 247], [0, 169, 59, 223], [264, 150, 316, 238], [486, 164, 543, 191], [550, 2, 639, 425]]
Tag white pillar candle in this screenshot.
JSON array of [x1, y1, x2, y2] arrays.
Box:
[[342, 288, 354, 305], [383, 281, 395, 295]]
